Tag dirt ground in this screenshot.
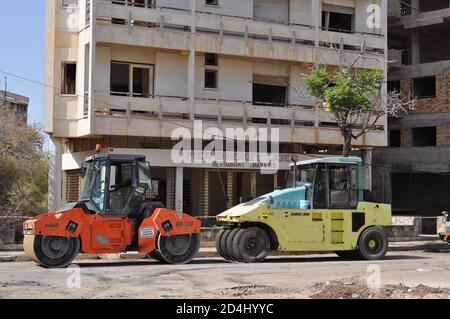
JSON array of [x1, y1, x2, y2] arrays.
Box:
[[311, 278, 450, 299], [2, 250, 450, 299]]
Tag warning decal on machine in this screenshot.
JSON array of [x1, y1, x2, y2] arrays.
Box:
[[140, 226, 155, 238]]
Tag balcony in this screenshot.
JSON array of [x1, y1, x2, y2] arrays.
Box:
[[78, 93, 383, 146], [93, 0, 385, 69]]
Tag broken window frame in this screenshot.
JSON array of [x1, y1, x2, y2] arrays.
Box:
[[412, 76, 436, 99], [322, 5, 354, 34], [204, 69, 219, 89], [252, 75, 289, 108], [61, 62, 77, 95], [389, 129, 401, 148], [110, 61, 154, 98], [205, 0, 219, 7], [204, 54, 219, 90], [412, 127, 437, 147]]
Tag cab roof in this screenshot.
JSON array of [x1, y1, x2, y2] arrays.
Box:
[[85, 154, 147, 163], [291, 156, 362, 167]]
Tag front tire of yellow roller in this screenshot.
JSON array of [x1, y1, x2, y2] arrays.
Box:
[[235, 227, 270, 263], [31, 235, 80, 268], [357, 228, 388, 261]]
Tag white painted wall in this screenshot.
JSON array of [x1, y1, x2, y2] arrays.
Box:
[[194, 55, 253, 101], [155, 52, 188, 97]]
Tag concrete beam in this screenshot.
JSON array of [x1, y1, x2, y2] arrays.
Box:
[[389, 60, 450, 80]]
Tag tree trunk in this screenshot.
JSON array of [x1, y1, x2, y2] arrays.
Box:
[[341, 128, 352, 157]]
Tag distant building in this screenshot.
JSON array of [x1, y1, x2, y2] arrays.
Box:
[[373, 0, 450, 217], [0, 90, 29, 125]]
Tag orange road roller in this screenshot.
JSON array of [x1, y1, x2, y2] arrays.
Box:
[[23, 152, 201, 268]]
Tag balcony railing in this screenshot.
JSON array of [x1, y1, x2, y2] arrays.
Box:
[[93, 0, 385, 57], [91, 93, 384, 131]]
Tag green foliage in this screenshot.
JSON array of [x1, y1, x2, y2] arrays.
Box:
[[306, 67, 383, 116], [0, 109, 48, 216], [305, 66, 385, 156], [304, 65, 329, 99]]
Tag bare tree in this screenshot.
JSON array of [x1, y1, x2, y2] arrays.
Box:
[[304, 36, 416, 157]]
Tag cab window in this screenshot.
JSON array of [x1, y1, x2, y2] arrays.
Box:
[[109, 162, 134, 212], [328, 165, 358, 209]]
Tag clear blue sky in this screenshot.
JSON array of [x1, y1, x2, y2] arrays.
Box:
[[0, 1, 45, 125]]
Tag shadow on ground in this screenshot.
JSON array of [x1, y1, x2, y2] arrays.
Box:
[[69, 254, 428, 268]]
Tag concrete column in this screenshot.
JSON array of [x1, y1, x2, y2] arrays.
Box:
[[88, 0, 96, 133], [48, 136, 63, 211], [188, 0, 196, 120], [411, 31, 421, 65], [43, 1, 56, 133], [175, 167, 184, 212], [311, 0, 322, 63]]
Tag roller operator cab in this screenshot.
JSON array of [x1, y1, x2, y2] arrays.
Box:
[[216, 157, 392, 263], [23, 153, 201, 268]]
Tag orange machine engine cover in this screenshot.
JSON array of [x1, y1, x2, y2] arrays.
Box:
[[24, 209, 135, 254], [138, 208, 202, 254]]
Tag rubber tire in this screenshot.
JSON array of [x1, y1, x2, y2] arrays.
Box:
[[335, 250, 361, 260], [225, 228, 241, 261], [148, 250, 168, 263], [157, 233, 201, 265], [33, 235, 80, 269], [357, 227, 389, 260], [235, 227, 270, 263], [215, 229, 227, 259], [230, 228, 246, 262], [220, 229, 233, 261]]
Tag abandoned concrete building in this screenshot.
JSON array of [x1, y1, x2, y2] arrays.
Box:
[[45, 0, 387, 222], [0, 89, 29, 125], [373, 0, 450, 218]]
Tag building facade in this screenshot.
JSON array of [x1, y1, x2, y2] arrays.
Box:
[[0, 89, 29, 125], [45, 0, 387, 221], [373, 0, 450, 217]]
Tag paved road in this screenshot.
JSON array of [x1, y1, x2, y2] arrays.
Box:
[[1, 250, 450, 299]]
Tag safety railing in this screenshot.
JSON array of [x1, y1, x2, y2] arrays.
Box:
[[94, 0, 385, 56]]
